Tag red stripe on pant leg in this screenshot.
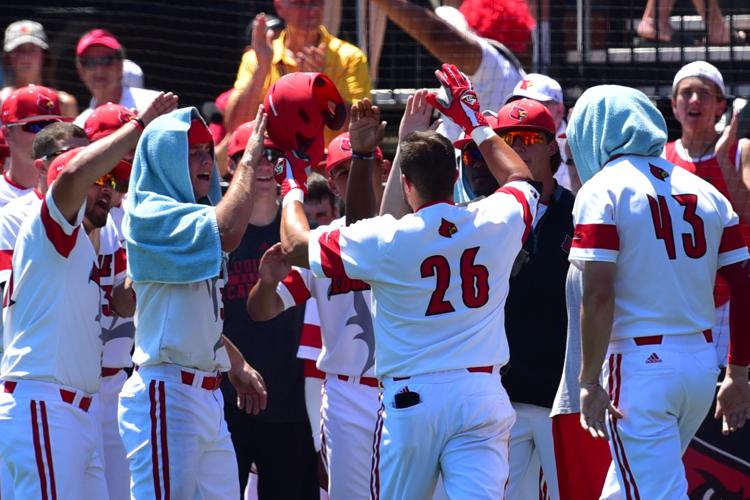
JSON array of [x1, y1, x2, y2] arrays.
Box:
[[31, 401, 49, 500], [607, 355, 633, 500], [613, 355, 640, 499], [149, 380, 162, 500], [40, 402, 57, 500], [158, 381, 170, 499], [370, 396, 384, 500]]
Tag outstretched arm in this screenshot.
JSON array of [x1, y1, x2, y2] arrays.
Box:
[[247, 243, 290, 321], [346, 99, 386, 225]]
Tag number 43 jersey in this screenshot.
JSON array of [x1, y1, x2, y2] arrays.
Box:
[[308, 181, 539, 379], [569, 155, 749, 340]]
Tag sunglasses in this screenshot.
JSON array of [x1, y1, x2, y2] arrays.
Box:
[[94, 173, 116, 190], [11, 120, 59, 134], [40, 145, 75, 163], [264, 148, 283, 164], [79, 54, 120, 69], [499, 130, 548, 147], [461, 146, 484, 167]]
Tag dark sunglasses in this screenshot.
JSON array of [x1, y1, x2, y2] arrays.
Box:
[[79, 54, 120, 69], [94, 173, 117, 190], [461, 146, 484, 167], [11, 120, 59, 134], [499, 130, 547, 147], [40, 145, 75, 163], [263, 148, 283, 164]]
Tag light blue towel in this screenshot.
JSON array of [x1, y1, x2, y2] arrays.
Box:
[[124, 107, 223, 284], [566, 85, 667, 184]]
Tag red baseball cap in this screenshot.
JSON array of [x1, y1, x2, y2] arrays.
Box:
[[1, 85, 64, 125], [76, 29, 122, 58], [47, 146, 85, 186], [0, 129, 8, 162], [84, 103, 136, 141], [496, 98, 556, 136], [227, 120, 277, 158], [453, 115, 502, 150], [325, 132, 383, 173]]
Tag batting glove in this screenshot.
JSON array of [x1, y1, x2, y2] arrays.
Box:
[[275, 150, 310, 204], [426, 63, 488, 136]]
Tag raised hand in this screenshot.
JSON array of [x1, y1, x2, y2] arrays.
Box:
[[399, 89, 433, 141], [138, 92, 179, 126], [274, 150, 311, 197], [296, 43, 326, 73], [239, 105, 268, 170], [258, 243, 291, 285], [349, 98, 386, 154], [252, 13, 275, 68], [425, 63, 487, 135]]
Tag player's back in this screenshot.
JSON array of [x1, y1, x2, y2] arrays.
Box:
[[572, 155, 745, 339]]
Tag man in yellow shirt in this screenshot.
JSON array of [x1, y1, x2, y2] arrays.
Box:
[[224, 0, 372, 145]]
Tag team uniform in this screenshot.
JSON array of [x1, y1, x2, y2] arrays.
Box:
[[0, 191, 107, 498], [664, 138, 750, 366], [279, 217, 379, 499], [117, 257, 237, 499], [308, 181, 539, 499], [0, 173, 32, 209], [570, 155, 749, 499]]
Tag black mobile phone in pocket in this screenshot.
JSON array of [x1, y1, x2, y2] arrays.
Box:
[[393, 391, 421, 409]]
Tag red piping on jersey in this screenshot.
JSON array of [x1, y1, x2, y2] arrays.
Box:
[[572, 224, 619, 251], [414, 199, 453, 212], [282, 269, 312, 305], [303, 359, 325, 379], [719, 225, 745, 254], [319, 229, 348, 279], [3, 172, 28, 190], [497, 186, 533, 243], [300, 323, 322, 349], [40, 198, 80, 258], [0, 249, 12, 271]]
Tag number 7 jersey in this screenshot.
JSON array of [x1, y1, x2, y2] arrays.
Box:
[[308, 181, 539, 378], [569, 155, 749, 340]]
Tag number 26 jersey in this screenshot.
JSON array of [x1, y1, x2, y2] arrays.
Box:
[[569, 155, 749, 340]]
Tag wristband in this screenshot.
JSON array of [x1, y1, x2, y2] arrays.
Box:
[[351, 151, 376, 161], [470, 125, 495, 147], [130, 117, 146, 131], [282, 187, 305, 207]]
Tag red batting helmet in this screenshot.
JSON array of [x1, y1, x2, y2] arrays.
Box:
[[264, 72, 346, 165]]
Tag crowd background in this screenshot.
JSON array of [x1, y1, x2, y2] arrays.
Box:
[[1, 0, 749, 498]]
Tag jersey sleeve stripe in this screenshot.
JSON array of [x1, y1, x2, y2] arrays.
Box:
[[281, 269, 312, 305], [302, 359, 326, 379], [319, 229, 348, 279], [0, 249, 12, 271], [719, 224, 746, 254], [40, 199, 80, 258], [496, 186, 532, 242], [114, 248, 128, 276], [572, 223, 619, 250], [300, 323, 323, 349]]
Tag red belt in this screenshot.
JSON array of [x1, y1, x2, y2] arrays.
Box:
[[393, 365, 494, 382], [633, 329, 713, 346], [336, 374, 379, 387], [180, 370, 222, 391], [3, 381, 92, 412], [101, 367, 123, 377]]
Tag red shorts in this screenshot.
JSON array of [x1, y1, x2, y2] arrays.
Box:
[[552, 413, 611, 500]]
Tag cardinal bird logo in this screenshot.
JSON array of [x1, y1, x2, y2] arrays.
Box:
[[438, 218, 458, 238], [649, 163, 669, 181], [340, 137, 352, 152], [37, 93, 54, 114], [460, 92, 477, 107], [519, 79, 534, 90], [118, 108, 132, 125], [510, 105, 528, 121]]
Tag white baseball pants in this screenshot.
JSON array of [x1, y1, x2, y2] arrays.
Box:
[[94, 368, 130, 500]]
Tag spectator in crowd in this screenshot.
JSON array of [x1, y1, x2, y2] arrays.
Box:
[[638, 0, 746, 44], [224, 1, 372, 144], [220, 119, 318, 499], [458, 0, 536, 62], [370, 0, 524, 143], [1, 20, 78, 118], [74, 29, 159, 126], [118, 104, 268, 498], [121, 59, 144, 89], [1, 85, 67, 205], [304, 172, 339, 227], [666, 61, 750, 366]]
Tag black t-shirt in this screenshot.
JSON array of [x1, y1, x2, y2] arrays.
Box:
[[220, 209, 307, 422]]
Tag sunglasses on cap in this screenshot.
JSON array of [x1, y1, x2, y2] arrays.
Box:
[[499, 130, 548, 147], [40, 145, 75, 163], [10, 120, 59, 134], [94, 173, 116, 190], [79, 54, 120, 70]]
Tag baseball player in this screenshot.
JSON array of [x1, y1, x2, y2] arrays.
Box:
[[247, 126, 383, 499], [275, 63, 538, 499], [0, 85, 67, 206], [0, 91, 176, 498], [118, 106, 267, 498], [569, 85, 750, 499]]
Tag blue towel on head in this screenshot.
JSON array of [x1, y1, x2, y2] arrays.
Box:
[[124, 107, 223, 284], [566, 85, 667, 184]]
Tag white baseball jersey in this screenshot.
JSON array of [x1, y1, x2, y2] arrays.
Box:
[[280, 217, 376, 378], [569, 155, 749, 339], [308, 181, 539, 378], [297, 297, 322, 365], [0, 172, 33, 209], [131, 259, 230, 373], [2, 191, 102, 394]]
